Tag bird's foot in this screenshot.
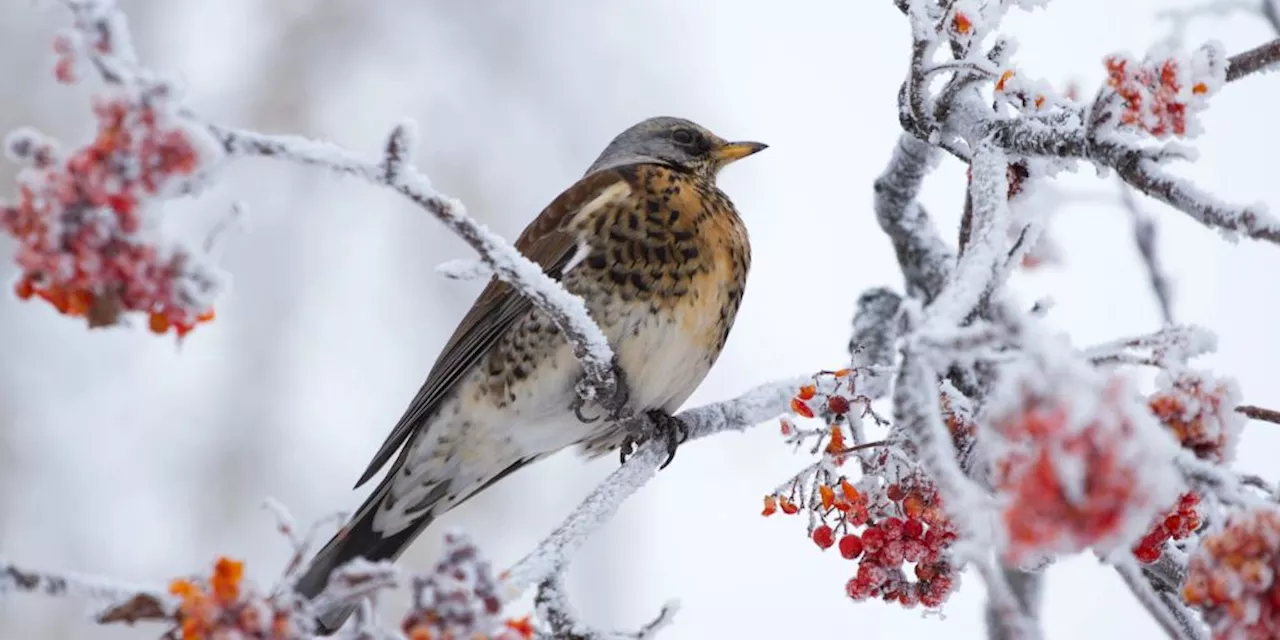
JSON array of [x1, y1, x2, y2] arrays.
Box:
[[619, 409, 688, 470], [572, 357, 632, 423]]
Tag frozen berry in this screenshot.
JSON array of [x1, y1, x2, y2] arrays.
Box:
[[838, 534, 863, 560], [812, 525, 835, 550]]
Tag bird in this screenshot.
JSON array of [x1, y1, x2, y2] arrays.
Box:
[[293, 116, 766, 633]]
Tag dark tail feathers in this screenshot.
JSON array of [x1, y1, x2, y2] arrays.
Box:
[[293, 489, 436, 635]]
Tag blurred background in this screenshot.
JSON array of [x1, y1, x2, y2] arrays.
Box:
[[1, 0, 1277, 638]]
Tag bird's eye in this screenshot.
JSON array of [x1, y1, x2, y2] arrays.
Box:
[[671, 128, 695, 145]]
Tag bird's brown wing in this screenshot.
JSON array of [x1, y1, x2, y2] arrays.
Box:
[[352, 168, 637, 488]]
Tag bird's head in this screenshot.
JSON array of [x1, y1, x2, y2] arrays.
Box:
[[585, 116, 767, 182]]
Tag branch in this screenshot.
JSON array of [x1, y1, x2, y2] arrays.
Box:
[[0, 560, 177, 625], [1225, 37, 1280, 81], [873, 134, 955, 303], [1237, 404, 1280, 424], [1119, 183, 1176, 324], [501, 377, 805, 599], [985, 568, 1044, 640], [534, 577, 677, 640], [209, 124, 623, 408], [1114, 560, 1208, 640]]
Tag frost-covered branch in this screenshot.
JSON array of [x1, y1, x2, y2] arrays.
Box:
[[0, 560, 176, 625], [1119, 183, 1176, 324], [501, 378, 804, 598], [205, 124, 624, 411], [873, 135, 954, 302], [534, 578, 677, 640]]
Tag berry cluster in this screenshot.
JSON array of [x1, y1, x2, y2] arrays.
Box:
[[1148, 369, 1245, 463], [2, 26, 223, 337], [767, 374, 960, 609], [1132, 491, 1201, 564], [168, 557, 301, 640], [1103, 43, 1226, 138], [990, 375, 1181, 566], [402, 532, 533, 640], [1183, 508, 1280, 639]]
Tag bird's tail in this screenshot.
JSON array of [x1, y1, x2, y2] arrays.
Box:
[[292, 478, 441, 635]]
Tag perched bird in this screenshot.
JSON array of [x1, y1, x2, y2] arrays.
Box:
[[294, 116, 766, 633]]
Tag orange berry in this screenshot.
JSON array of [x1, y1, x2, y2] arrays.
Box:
[[832, 368, 852, 378], [797, 384, 817, 400], [840, 479, 861, 503], [953, 11, 973, 34], [762, 495, 778, 517], [1192, 82, 1207, 95], [819, 485, 835, 510], [790, 397, 814, 418], [996, 69, 1015, 92], [779, 496, 799, 515], [197, 308, 216, 323], [506, 617, 535, 639], [67, 289, 93, 317], [149, 311, 171, 334], [825, 425, 846, 455], [14, 278, 34, 300]]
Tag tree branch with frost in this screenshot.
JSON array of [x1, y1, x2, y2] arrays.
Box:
[[206, 123, 624, 411], [501, 378, 805, 597]]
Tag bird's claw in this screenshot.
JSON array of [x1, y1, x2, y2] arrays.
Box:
[[573, 357, 632, 424], [571, 394, 600, 424], [618, 409, 688, 470]]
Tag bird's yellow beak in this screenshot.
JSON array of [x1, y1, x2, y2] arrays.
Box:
[[711, 141, 768, 164]]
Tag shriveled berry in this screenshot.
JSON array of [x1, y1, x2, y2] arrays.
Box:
[[886, 484, 905, 501], [812, 525, 835, 550], [797, 384, 817, 400], [827, 395, 851, 414], [838, 534, 864, 560]]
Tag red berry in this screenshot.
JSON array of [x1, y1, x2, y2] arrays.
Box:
[[886, 484, 905, 501], [1134, 543, 1162, 564], [881, 517, 904, 540], [903, 518, 924, 540], [812, 525, 835, 550], [827, 395, 851, 414], [1179, 492, 1200, 510], [838, 534, 864, 560], [862, 526, 887, 553]]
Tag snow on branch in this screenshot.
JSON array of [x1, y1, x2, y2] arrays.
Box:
[[206, 123, 625, 407]]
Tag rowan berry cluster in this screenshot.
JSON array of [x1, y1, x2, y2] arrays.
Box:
[[988, 373, 1182, 567], [1148, 370, 1245, 464], [765, 372, 960, 609], [401, 532, 533, 640], [2, 25, 223, 337], [1183, 508, 1280, 639], [167, 557, 302, 640], [1103, 43, 1226, 138]]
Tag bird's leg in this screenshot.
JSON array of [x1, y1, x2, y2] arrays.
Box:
[[619, 409, 688, 470]]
